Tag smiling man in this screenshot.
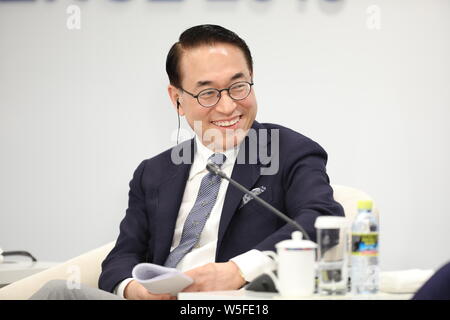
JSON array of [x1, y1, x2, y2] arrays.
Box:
[[168, 40, 257, 153], [99, 24, 344, 300], [30, 25, 344, 300]]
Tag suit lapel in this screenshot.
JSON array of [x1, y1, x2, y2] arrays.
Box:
[[152, 139, 195, 265], [216, 121, 270, 259]]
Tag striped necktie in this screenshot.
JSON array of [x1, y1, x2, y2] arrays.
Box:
[[164, 152, 226, 268]]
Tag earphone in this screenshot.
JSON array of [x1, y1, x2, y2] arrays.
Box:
[[176, 99, 180, 145]]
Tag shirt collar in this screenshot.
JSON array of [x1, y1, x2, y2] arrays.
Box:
[[188, 135, 241, 181]]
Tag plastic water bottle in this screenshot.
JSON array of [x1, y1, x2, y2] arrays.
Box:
[[350, 200, 379, 295]]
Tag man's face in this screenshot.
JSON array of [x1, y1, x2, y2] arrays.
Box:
[[169, 42, 257, 151]]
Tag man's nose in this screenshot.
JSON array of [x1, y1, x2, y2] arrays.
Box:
[[214, 91, 237, 115]]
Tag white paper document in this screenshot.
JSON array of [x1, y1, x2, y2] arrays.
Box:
[[132, 263, 193, 296]]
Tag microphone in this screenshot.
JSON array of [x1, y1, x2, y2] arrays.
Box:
[[206, 162, 311, 241]]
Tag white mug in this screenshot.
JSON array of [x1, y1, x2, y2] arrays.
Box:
[[263, 231, 317, 297]]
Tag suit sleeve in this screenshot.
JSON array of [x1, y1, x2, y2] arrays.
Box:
[[98, 160, 150, 293], [254, 138, 344, 251]]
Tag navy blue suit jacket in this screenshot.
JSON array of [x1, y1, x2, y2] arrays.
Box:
[[99, 121, 344, 293]]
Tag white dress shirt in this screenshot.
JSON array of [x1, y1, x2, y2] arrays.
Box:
[[115, 135, 273, 298]]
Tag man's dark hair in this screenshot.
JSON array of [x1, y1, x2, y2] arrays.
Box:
[[166, 24, 253, 89]]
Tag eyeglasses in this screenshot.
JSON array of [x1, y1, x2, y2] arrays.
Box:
[[180, 81, 254, 108]]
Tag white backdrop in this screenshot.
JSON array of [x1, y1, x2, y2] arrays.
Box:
[[1, 0, 449, 272]]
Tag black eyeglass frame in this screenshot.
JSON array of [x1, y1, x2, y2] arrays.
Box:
[[180, 81, 254, 108]]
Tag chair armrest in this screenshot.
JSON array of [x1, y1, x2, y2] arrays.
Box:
[[0, 241, 115, 300]]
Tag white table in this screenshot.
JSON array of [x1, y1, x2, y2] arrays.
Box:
[[178, 269, 434, 300], [0, 261, 60, 288], [178, 289, 413, 300]]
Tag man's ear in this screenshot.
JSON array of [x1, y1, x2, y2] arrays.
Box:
[[168, 85, 185, 116]]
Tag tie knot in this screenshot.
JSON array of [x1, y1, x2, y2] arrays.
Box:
[[208, 153, 226, 168]]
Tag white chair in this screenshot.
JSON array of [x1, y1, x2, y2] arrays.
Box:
[[331, 184, 379, 223], [0, 242, 115, 300], [0, 184, 377, 300]]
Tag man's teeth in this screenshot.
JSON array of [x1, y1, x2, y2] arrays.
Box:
[[212, 117, 240, 127]]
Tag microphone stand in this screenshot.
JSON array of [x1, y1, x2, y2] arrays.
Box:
[[206, 162, 311, 241]]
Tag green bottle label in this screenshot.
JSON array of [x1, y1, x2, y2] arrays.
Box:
[[351, 233, 378, 256]]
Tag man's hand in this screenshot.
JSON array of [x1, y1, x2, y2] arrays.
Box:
[[182, 261, 246, 292], [124, 280, 176, 300]]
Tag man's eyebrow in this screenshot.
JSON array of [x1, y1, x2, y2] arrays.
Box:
[[195, 72, 246, 89]]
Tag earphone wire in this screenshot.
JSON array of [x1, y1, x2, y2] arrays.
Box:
[[176, 103, 180, 145]]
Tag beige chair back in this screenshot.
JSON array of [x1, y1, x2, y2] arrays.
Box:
[[331, 184, 379, 225]]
